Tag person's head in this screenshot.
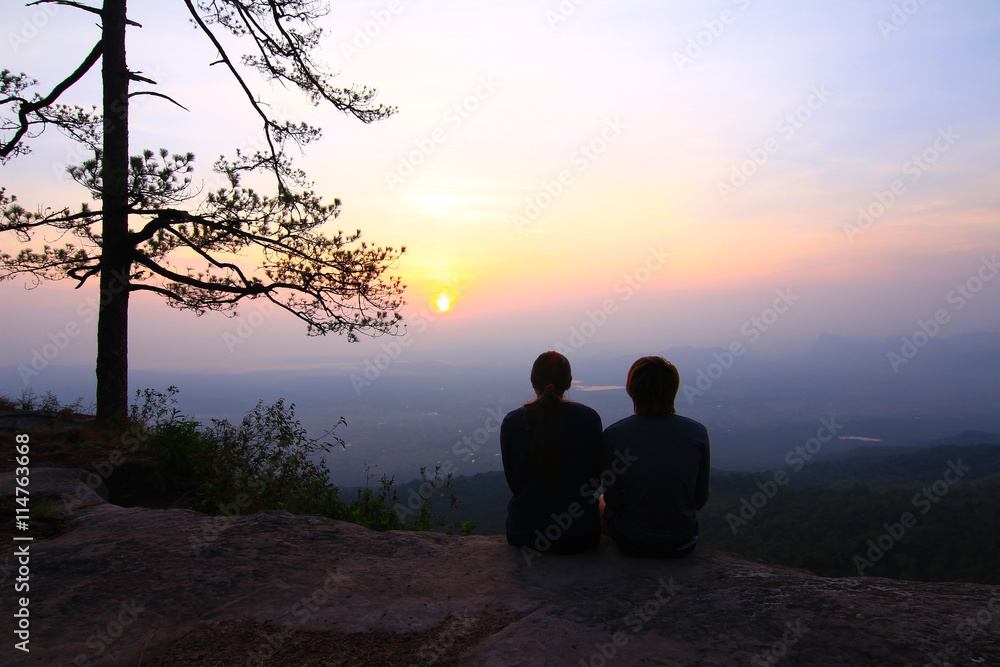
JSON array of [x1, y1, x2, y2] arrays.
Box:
[[529, 351, 572, 398], [626, 356, 680, 417], [524, 351, 572, 485]]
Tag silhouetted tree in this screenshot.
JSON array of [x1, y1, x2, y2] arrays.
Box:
[[1, 0, 404, 422]]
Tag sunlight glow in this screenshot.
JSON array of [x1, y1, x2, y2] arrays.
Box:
[[435, 293, 452, 312]]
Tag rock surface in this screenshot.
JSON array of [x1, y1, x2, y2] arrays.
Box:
[[2, 468, 999, 666]]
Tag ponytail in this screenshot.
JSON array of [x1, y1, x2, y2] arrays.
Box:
[[524, 352, 573, 486]]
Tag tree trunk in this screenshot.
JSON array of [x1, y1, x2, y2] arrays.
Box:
[[95, 0, 131, 424]]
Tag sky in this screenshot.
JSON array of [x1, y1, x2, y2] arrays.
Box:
[[1, 0, 999, 383]]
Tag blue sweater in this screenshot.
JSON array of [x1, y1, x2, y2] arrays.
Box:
[[500, 401, 603, 546], [602, 414, 711, 544]]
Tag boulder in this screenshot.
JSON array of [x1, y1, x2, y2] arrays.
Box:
[[1, 468, 998, 666]]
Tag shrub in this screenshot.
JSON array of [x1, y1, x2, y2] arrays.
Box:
[[5, 387, 87, 414], [346, 465, 403, 531], [128, 387, 461, 532]]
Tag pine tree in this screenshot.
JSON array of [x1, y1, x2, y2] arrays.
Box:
[[1, 1, 404, 422]]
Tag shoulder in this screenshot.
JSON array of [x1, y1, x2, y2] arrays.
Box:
[[671, 414, 709, 433], [503, 406, 526, 419], [501, 407, 526, 428], [604, 414, 707, 435], [665, 415, 710, 444], [563, 401, 599, 417], [563, 401, 602, 424], [604, 414, 634, 431], [603, 414, 638, 437]]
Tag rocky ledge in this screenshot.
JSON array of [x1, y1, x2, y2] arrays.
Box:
[[1, 468, 998, 666]]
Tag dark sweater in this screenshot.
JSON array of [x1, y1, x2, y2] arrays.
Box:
[[500, 401, 603, 547], [601, 414, 710, 544]]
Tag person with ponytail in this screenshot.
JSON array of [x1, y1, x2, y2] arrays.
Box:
[[600, 356, 711, 558], [500, 351, 603, 555]]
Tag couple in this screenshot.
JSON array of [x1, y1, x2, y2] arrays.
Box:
[[500, 351, 710, 559]]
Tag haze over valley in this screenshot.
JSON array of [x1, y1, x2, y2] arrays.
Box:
[[5, 331, 998, 487]]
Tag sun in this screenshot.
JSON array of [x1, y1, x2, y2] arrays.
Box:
[[435, 292, 452, 312]]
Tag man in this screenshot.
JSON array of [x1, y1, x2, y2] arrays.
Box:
[[601, 356, 711, 558]]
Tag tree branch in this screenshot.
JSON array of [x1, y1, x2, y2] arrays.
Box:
[[182, 0, 286, 190], [131, 251, 262, 295], [28, 0, 142, 26], [265, 2, 390, 123], [28, 0, 102, 19], [128, 283, 185, 300], [130, 206, 327, 264], [0, 40, 103, 160], [160, 224, 254, 287], [128, 73, 156, 85], [128, 91, 190, 111]]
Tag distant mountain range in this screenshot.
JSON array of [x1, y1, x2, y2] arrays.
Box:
[[3, 331, 999, 485]]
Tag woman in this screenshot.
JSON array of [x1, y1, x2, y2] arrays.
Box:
[[601, 356, 711, 558], [500, 351, 603, 555]]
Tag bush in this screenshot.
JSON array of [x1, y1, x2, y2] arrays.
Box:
[[128, 387, 460, 532], [3, 387, 87, 414], [346, 465, 403, 531]]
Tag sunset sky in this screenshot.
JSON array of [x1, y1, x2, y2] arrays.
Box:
[[2, 0, 998, 380]]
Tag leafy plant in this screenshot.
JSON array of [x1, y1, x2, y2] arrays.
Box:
[[128, 385, 183, 430], [346, 465, 403, 531], [10, 388, 86, 414], [408, 465, 461, 533], [120, 387, 476, 534], [202, 399, 345, 513]]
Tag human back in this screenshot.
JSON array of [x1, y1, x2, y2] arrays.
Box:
[[500, 351, 603, 554], [601, 356, 711, 557], [602, 413, 709, 543]]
